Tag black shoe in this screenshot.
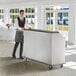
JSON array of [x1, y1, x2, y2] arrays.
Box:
[[12, 55, 16, 59], [19, 57, 24, 59]]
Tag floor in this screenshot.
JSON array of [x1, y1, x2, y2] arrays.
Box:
[[0, 41, 76, 76]]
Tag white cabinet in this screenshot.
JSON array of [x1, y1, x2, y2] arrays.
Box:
[[24, 29, 65, 69]]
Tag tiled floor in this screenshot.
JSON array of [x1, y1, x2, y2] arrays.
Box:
[[0, 41, 76, 76]]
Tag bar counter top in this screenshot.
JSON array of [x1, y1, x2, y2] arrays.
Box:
[[25, 29, 59, 33]]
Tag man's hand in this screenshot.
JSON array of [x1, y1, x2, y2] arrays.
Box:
[[24, 27, 31, 30], [21, 28, 25, 31], [28, 27, 31, 30]]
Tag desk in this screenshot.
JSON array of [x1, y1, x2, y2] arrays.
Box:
[[23, 29, 65, 69]]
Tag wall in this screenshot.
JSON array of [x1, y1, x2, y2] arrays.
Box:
[[68, 3, 76, 44], [0, 0, 76, 43]]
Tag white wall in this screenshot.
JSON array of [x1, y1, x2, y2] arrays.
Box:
[[0, 0, 76, 44], [68, 3, 76, 44]]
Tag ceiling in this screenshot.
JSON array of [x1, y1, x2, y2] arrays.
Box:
[[0, 0, 75, 4]]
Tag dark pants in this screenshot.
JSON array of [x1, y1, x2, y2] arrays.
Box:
[[13, 42, 23, 57]]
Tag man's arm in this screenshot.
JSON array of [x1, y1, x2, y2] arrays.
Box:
[[24, 19, 32, 30]]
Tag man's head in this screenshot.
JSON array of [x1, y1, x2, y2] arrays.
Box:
[[20, 10, 24, 17]]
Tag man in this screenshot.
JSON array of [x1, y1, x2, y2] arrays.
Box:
[[12, 10, 26, 59]]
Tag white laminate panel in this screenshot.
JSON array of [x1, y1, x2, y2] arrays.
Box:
[[24, 31, 52, 64], [23, 30, 65, 65], [51, 33, 65, 65]]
